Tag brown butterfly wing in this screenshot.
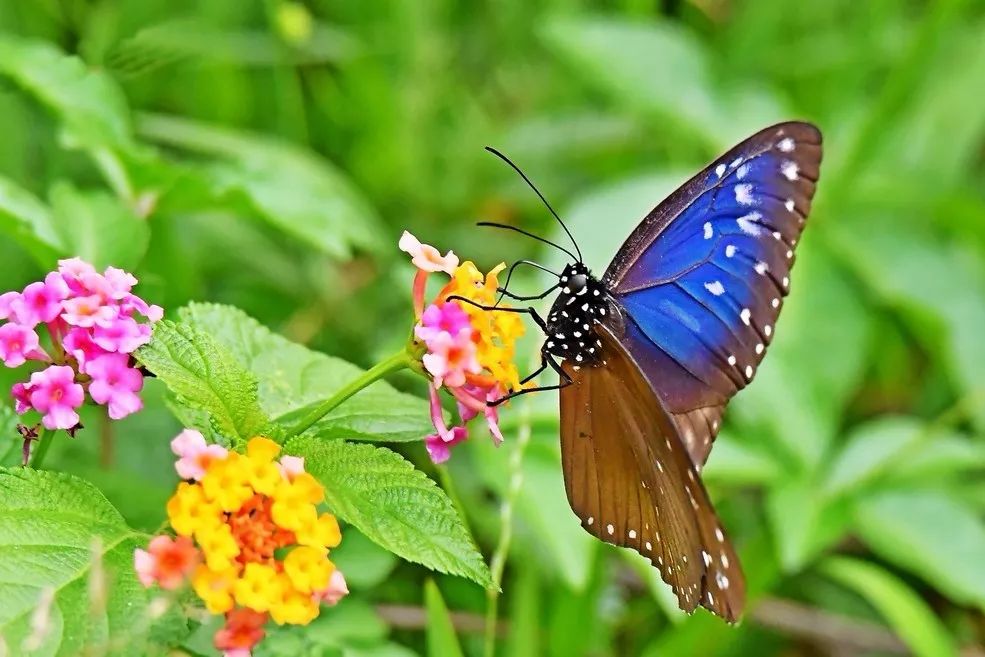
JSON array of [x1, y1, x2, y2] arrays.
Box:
[[559, 320, 745, 621]]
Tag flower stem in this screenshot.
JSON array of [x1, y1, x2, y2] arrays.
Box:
[[284, 349, 413, 437], [29, 429, 55, 469], [484, 397, 532, 657]]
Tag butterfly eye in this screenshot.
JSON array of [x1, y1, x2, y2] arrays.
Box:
[[568, 274, 588, 292]]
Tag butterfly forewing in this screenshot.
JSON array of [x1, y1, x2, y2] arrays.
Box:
[[602, 122, 822, 468], [559, 320, 745, 621]]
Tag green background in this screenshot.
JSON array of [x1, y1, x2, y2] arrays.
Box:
[[0, 1, 984, 656]]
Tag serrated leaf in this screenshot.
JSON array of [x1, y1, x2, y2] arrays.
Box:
[[821, 556, 958, 657], [135, 320, 270, 445], [0, 175, 63, 267], [425, 580, 465, 657], [0, 468, 185, 656], [49, 182, 150, 271], [0, 36, 133, 151], [854, 490, 985, 612], [137, 113, 383, 258], [178, 303, 432, 443], [287, 435, 492, 588]]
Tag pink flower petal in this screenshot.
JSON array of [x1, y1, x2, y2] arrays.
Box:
[[399, 230, 459, 274]]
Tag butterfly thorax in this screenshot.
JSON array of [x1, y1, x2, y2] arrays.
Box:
[[544, 263, 609, 370]]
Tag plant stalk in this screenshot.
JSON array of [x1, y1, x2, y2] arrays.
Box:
[[483, 397, 532, 657], [285, 349, 413, 437]]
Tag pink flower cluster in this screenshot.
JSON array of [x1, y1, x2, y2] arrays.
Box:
[[1, 258, 161, 432], [400, 232, 508, 464]]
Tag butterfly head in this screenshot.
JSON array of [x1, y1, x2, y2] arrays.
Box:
[[544, 263, 608, 369]]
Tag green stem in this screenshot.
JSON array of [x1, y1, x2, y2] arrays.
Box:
[[484, 398, 532, 657], [285, 349, 413, 437], [29, 429, 55, 469]]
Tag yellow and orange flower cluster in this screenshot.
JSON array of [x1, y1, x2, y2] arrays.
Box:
[[136, 432, 347, 656], [437, 261, 526, 392]]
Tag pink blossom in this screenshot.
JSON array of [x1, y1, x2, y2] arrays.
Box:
[[28, 365, 85, 430], [278, 455, 306, 480], [314, 570, 349, 606], [11, 382, 33, 414], [86, 353, 144, 420], [415, 302, 473, 347], [11, 274, 69, 327], [62, 329, 105, 370], [92, 316, 152, 353], [103, 267, 138, 299], [455, 383, 505, 446], [170, 428, 228, 480], [421, 328, 480, 388], [61, 295, 117, 328], [399, 231, 459, 274], [0, 323, 46, 367], [57, 258, 97, 294], [425, 426, 468, 464], [0, 291, 20, 321], [133, 535, 199, 590], [121, 294, 164, 322]]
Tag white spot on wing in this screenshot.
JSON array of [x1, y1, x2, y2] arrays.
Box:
[[703, 222, 713, 239], [740, 308, 751, 325], [629, 529, 637, 539], [737, 212, 762, 235], [754, 261, 768, 275], [736, 164, 749, 180], [607, 523, 614, 536], [725, 244, 737, 258], [764, 324, 772, 337], [704, 281, 725, 296], [778, 137, 795, 152], [727, 355, 736, 366], [729, 157, 742, 169], [781, 160, 799, 181], [785, 198, 795, 212], [735, 184, 754, 205], [745, 365, 754, 378], [715, 163, 726, 178]]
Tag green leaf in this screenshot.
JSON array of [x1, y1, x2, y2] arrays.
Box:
[[49, 182, 150, 271], [137, 113, 384, 258], [0, 175, 63, 267], [823, 417, 929, 496], [820, 556, 958, 657], [288, 435, 492, 588], [329, 528, 398, 590], [425, 580, 465, 657], [701, 431, 781, 486], [854, 490, 985, 611], [0, 468, 186, 655], [0, 36, 133, 151], [539, 16, 786, 149], [135, 320, 270, 445], [766, 478, 853, 572], [178, 303, 432, 443]]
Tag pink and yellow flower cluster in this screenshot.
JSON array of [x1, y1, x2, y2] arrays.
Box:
[[135, 430, 348, 656], [399, 232, 526, 463], [0, 258, 161, 431]]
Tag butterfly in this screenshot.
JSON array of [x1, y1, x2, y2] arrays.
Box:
[[459, 122, 822, 622]]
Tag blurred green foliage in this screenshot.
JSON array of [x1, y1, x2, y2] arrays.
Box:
[[0, 1, 983, 656]]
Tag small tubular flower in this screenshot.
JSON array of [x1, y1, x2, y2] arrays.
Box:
[[137, 433, 348, 655], [401, 233, 529, 463]]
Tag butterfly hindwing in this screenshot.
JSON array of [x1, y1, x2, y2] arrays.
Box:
[[602, 122, 822, 468], [559, 319, 745, 621]]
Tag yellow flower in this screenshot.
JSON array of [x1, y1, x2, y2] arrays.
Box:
[[196, 523, 240, 571], [201, 452, 254, 512], [283, 546, 334, 594], [167, 482, 222, 537], [295, 512, 342, 549], [270, 472, 324, 531], [192, 564, 238, 614], [269, 580, 320, 626], [247, 436, 281, 463], [233, 563, 284, 612], [246, 458, 282, 496]]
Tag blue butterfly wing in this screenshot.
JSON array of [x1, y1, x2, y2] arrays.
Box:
[[603, 122, 822, 468]]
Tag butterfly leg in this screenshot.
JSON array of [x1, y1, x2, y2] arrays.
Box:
[[497, 283, 559, 302], [487, 352, 572, 406], [445, 295, 550, 332], [496, 259, 559, 304]]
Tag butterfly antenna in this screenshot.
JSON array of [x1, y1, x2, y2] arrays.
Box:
[[484, 146, 583, 262], [477, 222, 578, 262]]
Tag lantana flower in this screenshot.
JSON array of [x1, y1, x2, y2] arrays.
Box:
[[400, 231, 528, 463], [135, 431, 348, 657], [0, 258, 161, 448]]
